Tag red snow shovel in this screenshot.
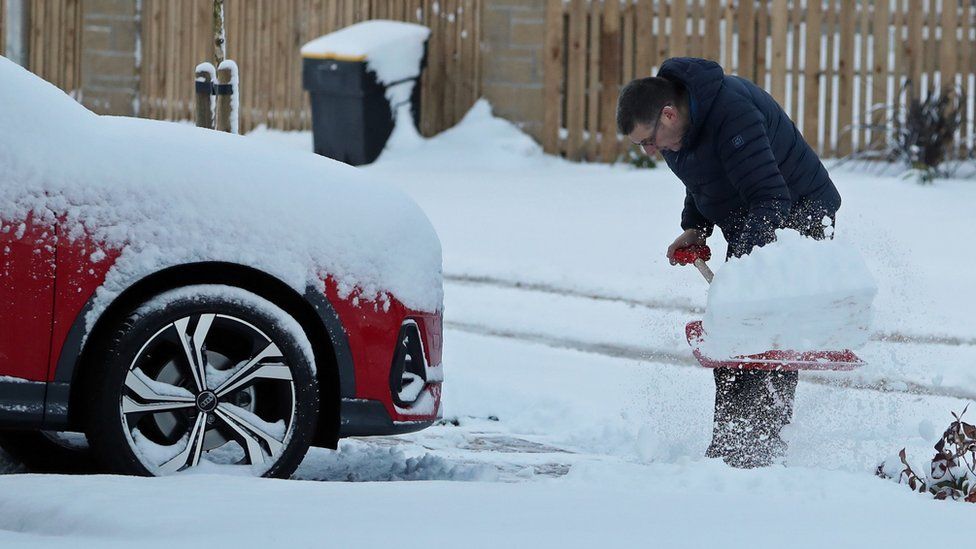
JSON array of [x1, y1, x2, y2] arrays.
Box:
[[674, 245, 864, 371]]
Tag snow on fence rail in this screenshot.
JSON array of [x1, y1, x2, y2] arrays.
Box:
[[138, 0, 482, 137], [543, 0, 976, 162]]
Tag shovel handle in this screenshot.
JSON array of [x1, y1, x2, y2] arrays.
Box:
[[693, 259, 714, 284], [674, 245, 714, 284]]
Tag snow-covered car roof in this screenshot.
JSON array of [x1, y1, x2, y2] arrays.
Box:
[[0, 56, 442, 313]]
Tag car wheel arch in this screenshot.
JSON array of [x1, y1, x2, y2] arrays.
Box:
[[59, 261, 349, 449]]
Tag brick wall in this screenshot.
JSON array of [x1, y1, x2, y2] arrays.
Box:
[[81, 0, 139, 116], [480, 0, 545, 141]]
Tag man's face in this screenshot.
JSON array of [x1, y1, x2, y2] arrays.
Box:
[[627, 105, 685, 156]]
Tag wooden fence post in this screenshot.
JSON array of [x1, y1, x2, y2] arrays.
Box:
[[599, 0, 621, 163], [215, 61, 237, 133], [940, 0, 958, 91], [622, 2, 634, 84], [671, 0, 687, 57], [803, 0, 822, 152], [195, 63, 215, 129], [565, 0, 586, 160], [723, 1, 734, 70], [586, 2, 601, 160], [635, 0, 654, 73], [770, 0, 788, 106], [788, 0, 802, 122], [737, 0, 756, 80], [755, 0, 768, 88], [962, 0, 974, 152], [542, 0, 563, 154], [903, 0, 922, 98], [703, 0, 721, 64], [0, 0, 6, 57], [836, 0, 855, 157], [857, 0, 870, 150], [870, 0, 890, 150], [821, 0, 835, 155]]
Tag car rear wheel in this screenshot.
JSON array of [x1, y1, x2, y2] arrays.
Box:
[[85, 285, 318, 478]]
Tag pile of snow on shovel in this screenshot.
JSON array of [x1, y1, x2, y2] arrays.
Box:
[[702, 228, 877, 358]]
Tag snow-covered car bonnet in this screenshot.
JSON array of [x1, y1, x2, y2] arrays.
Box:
[[0, 56, 443, 314]]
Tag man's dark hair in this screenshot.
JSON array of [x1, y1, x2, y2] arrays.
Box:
[[616, 77, 684, 136]]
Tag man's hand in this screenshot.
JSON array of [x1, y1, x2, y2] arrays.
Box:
[[667, 228, 706, 265]]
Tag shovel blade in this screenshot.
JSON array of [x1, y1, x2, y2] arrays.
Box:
[[685, 320, 864, 371]]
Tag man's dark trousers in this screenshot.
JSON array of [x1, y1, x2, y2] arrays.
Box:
[[704, 202, 834, 468]]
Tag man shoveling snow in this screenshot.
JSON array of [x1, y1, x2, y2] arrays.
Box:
[[616, 57, 847, 468]]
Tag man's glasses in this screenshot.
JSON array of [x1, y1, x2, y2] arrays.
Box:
[[631, 104, 670, 154]]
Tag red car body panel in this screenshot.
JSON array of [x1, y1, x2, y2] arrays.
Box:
[[48, 230, 119, 382], [0, 213, 56, 382], [313, 278, 443, 422], [1, 214, 442, 435]]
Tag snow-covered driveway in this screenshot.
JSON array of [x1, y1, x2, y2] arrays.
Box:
[[2, 103, 974, 547], [2, 328, 971, 547]]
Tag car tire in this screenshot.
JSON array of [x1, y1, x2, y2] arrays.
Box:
[[84, 285, 319, 478], [0, 430, 96, 473]]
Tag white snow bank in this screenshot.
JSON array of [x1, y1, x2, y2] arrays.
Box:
[[0, 454, 971, 548], [702, 229, 877, 357], [378, 99, 549, 168], [301, 20, 429, 86], [0, 56, 442, 315]]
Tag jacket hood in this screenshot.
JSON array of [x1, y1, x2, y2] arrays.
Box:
[[656, 57, 725, 148]]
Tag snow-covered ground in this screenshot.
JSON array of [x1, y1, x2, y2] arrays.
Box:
[[3, 102, 975, 547]]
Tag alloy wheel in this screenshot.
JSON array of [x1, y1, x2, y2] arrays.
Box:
[[119, 312, 297, 475]]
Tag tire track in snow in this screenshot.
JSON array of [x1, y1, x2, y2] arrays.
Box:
[[445, 274, 976, 348], [446, 321, 976, 403]]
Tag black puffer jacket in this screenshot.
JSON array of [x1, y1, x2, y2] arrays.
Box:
[[658, 57, 841, 257]]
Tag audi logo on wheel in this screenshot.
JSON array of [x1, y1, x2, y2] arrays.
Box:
[[196, 391, 218, 412]]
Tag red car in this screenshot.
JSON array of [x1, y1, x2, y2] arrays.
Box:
[[0, 57, 443, 478]]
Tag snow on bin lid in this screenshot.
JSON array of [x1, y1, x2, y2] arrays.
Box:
[[301, 20, 430, 84]]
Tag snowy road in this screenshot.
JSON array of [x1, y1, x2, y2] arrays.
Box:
[[446, 273, 976, 347], [443, 278, 976, 402]]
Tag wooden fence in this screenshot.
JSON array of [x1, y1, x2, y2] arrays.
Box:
[[28, 0, 83, 95], [140, 0, 482, 136], [544, 0, 976, 161], [0, 0, 84, 94], [1, 0, 5, 57]]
